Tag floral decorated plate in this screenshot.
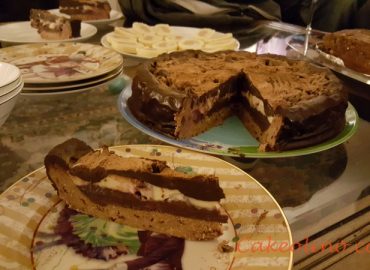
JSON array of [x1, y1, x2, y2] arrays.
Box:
[[0, 145, 292, 270], [0, 42, 123, 84]]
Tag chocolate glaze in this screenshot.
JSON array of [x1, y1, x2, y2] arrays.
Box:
[[275, 105, 347, 150], [78, 185, 228, 222], [128, 50, 348, 151]]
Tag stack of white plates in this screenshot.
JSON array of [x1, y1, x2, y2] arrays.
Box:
[[0, 42, 123, 96], [0, 62, 23, 126]]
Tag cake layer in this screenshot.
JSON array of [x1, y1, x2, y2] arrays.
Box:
[[60, 0, 111, 20], [44, 138, 228, 240], [69, 146, 225, 201], [76, 182, 226, 222], [128, 50, 348, 151], [47, 163, 223, 240]]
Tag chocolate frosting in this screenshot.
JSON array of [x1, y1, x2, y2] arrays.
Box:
[[128, 50, 348, 150], [78, 185, 228, 222]]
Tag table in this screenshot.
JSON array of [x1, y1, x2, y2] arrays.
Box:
[[0, 20, 369, 269]]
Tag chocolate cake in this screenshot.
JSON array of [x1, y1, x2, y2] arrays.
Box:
[[128, 50, 348, 151], [320, 29, 370, 74], [59, 0, 111, 20], [44, 138, 228, 240], [30, 9, 81, 40]]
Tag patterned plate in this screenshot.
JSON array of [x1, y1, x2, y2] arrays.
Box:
[[0, 43, 123, 84], [118, 85, 359, 158], [0, 145, 292, 270]]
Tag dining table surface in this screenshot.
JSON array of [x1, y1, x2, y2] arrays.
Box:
[[0, 19, 369, 270]]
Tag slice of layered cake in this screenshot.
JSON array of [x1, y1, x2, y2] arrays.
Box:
[[128, 50, 348, 151], [30, 9, 81, 40], [44, 138, 227, 240], [320, 29, 370, 74], [59, 0, 111, 20]]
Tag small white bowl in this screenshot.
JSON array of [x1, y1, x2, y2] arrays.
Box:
[[0, 78, 23, 103], [0, 62, 21, 90], [0, 82, 23, 127], [0, 76, 22, 97]]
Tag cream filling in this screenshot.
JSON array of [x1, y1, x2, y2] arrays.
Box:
[[198, 90, 234, 114], [71, 174, 220, 211], [243, 91, 275, 123]]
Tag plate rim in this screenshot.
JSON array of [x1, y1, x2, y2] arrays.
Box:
[[118, 84, 359, 158], [0, 143, 293, 270], [22, 65, 123, 91], [0, 21, 97, 44]]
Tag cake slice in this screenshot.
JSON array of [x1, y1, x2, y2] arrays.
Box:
[[30, 9, 81, 40], [320, 29, 370, 74], [44, 138, 227, 240], [59, 0, 111, 20]]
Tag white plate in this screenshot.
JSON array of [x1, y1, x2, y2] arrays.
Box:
[[101, 26, 240, 60], [49, 8, 123, 26], [0, 62, 20, 90], [0, 21, 97, 45]]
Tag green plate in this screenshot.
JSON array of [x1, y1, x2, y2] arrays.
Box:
[[118, 86, 359, 158]]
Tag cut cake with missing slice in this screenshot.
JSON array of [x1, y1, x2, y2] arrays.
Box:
[[44, 138, 228, 240], [128, 50, 348, 152]]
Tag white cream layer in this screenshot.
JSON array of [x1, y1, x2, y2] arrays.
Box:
[[243, 91, 275, 123], [71, 174, 220, 211]]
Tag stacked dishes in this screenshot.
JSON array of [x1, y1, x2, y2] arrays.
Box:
[[0, 42, 123, 96], [0, 62, 23, 126]]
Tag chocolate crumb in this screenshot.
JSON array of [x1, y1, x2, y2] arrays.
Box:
[[217, 240, 234, 253]]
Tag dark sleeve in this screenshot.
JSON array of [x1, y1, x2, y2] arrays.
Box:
[[0, 0, 59, 22], [117, 0, 281, 32]]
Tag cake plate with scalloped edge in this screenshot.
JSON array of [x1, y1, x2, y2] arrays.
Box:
[[118, 84, 359, 158]]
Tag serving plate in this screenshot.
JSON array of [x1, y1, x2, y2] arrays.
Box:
[[118, 85, 358, 158], [0, 21, 97, 45], [101, 26, 240, 60], [287, 34, 370, 85], [0, 42, 123, 84], [0, 144, 292, 270]]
